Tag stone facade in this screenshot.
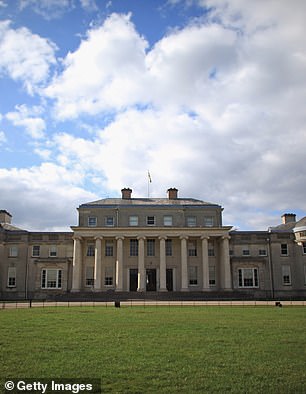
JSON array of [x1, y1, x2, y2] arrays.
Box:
[[1, 190, 306, 300]]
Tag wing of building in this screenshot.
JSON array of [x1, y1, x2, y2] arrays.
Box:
[[1, 191, 306, 300]]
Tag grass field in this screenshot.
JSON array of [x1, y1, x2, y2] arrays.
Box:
[[1, 306, 306, 393]]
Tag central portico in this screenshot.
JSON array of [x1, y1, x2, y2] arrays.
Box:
[[70, 188, 232, 293]]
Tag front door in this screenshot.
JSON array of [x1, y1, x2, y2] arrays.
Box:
[[146, 269, 157, 291], [129, 269, 138, 291], [166, 269, 173, 291]]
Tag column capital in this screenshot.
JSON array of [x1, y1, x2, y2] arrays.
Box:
[[179, 235, 189, 241], [201, 235, 210, 241], [94, 236, 103, 241], [221, 235, 231, 241], [158, 236, 167, 241], [116, 236, 125, 241], [72, 236, 82, 241], [137, 236, 146, 241]]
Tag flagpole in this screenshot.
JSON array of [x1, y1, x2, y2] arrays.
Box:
[[147, 171, 152, 198]]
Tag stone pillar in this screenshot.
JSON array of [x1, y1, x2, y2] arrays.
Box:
[[115, 236, 124, 291], [180, 236, 189, 291], [137, 236, 146, 292], [94, 237, 103, 290], [159, 236, 167, 292], [222, 235, 232, 290], [201, 236, 210, 291], [72, 236, 82, 292]]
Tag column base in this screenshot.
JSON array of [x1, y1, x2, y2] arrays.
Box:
[[115, 288, 123, 292], [71, 289, 80, 293], [137, 288, 146, 292], [159, 288, 168, 292]]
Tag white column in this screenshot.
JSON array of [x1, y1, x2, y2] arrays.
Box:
[[137, 236, 146, 292], [115, 236, 124, 291], [180, 236, 189, 291], [94, 237, 103, 290], [159, 236, 167, 292], [72, 236, 82, 292], [222, 235, 232, 290], [201, 236, 210, 291]]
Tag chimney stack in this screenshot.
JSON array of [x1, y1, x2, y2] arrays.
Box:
[[167, 188, 178, 199], [281, 213, 296, 224], [0, 210, 12, 224], [121, 188, 132, 199]]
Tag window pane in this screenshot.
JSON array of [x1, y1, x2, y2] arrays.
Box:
[[129, 216, 138, 226], [88, 217, 97, 227], [164, 216, 173, 226]]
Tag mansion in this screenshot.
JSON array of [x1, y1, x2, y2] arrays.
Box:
[[1, 188, 306, 300]]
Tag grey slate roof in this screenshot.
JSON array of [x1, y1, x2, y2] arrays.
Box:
[[80, 197, 220, 208], [0, 223, 27, 232]]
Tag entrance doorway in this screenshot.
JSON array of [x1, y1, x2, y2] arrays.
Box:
[[129, 269, 138, 291], [146, 269, 157, 291], [166, 269, 173, 291]]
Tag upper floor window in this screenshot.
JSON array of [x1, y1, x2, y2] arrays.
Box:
[[88, 217, 97, 227], [259, 249, 267, 256], [282, 265, 291, 285], [105, 216, 114, 227], [242, 249, 250, 256], [204, 216, 214, 227], [238, 268, 258, 288], [302, 243, 306, 255], [147, 216, 156, 226], [188, 240, 197, 256], [281, 243, 288, 256], [49, 246, 57, 257], [187, 216, 196, 227], [9, 246, 18, 257], [129, 216, 138, 226], [87, 244, 95, 257], [7, 267, 16, 287], [105, 241, 114, 257], [166, 239, 172, 256], [130, 239, 138, 256], [147, 239, 155, 256], [41, 269, 62, 289], [32, 245, 40, 257], [163, 216, 173, 226]]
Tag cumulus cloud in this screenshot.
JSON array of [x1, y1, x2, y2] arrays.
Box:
[[0, 163, 96, 231], [0, 130, 7, 144], [6, 105, 46, 139], [0, 20, 57, 93]]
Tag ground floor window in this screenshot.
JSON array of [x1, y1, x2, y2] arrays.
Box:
[[85, 266, 94, 287], [189, 266, 198, 285], [282, 265, 291, 285], [209, 266, 216, 287], [238, 268, 259, 288], [7, 267, 16, 287], [105, 266, 113, 286], [41, 269, 62, 289]]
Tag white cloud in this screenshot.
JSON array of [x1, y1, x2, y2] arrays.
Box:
[[0, 162, 96, 231], [6, 105, 46, 139], [0, 20, 57, 93], [0, 130, 7, 144], [19, 0, 73, 20]]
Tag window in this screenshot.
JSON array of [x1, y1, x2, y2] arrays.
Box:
[[105, 241, 114, 257], [129, 216, 138, 226], [209, 266, 216, 287], [187, 216, 196, 227], [88, 217, 97, 227], [238, 268, 259, 288], [147, 239, 155, 256], [87, 244, 95, 257], [259, 249, 267, 256], [49, 246, 57, 257], [188, 240, 197, 256], [208, 245, 215, 257], [303, 243, 306, 255], [7, 267, 16, 287], [147, 216, 155, 226], [166, 239, 172, 256], [130, 239, 138, 256], [32, 245, 40, 257], [204, 216, 214, 227], [189, 266, 198, 285], [41, 269, 62, 289], [163, 216, 173, 226], [85, 266, 94, 287], [281, 244, 288, 256], [9, 246, 18, 257], [242, 249, 250, 256], [105, 266, 113, 286], [105, 216, 114, 227], [282, 265, 291, 285]]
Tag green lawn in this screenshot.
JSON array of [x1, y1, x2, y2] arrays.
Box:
[[1, 306, 306, 393]]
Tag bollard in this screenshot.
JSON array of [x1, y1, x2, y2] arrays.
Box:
[[114, 301, 120, 308]]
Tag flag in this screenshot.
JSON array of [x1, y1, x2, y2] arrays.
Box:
[[148, 171, 152, 183]]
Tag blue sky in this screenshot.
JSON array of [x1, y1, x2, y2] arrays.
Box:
[[0, 0, 306, 231]]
